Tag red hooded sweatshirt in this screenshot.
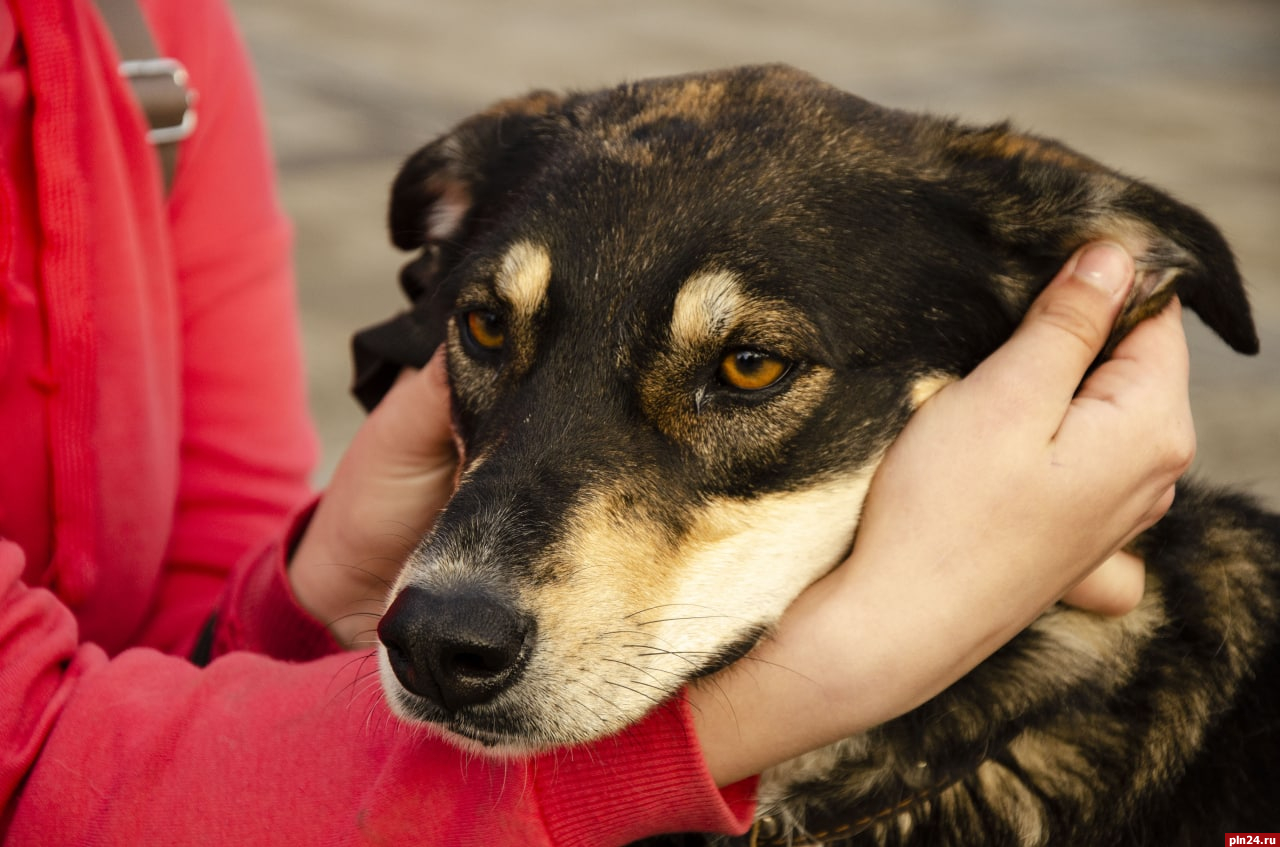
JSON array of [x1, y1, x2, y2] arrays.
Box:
[[0, 1, 755, 842]]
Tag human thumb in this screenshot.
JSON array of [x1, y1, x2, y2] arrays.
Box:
[[972, 242, 1136, 423], [362, 346, 457, 474]]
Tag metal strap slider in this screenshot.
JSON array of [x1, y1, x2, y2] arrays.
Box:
[[118, 57, 198, 145]]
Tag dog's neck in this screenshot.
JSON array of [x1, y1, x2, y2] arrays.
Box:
[[745, 737, 1002, 847], [742, 767, 967, 846]]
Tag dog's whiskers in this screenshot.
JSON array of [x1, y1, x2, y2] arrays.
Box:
[[623, 602, 727, 620], [601, 680, 664, 707], [599, 656, 670, 688]]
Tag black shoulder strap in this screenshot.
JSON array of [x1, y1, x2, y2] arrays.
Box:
[[93, 0, 197, 194]]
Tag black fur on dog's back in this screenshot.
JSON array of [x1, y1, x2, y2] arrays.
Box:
[[356, 65, 1280, 845]]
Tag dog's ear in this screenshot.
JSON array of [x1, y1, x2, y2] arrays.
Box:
[[388, 89, 565, 259], [939, 122, 1258, 357], [352, 91, 566, 411]]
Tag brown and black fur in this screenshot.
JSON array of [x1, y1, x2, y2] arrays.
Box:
[[354, 65, 1280, 845]]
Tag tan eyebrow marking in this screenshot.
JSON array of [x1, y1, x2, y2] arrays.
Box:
[[495, 240, 552, 322], [669, 269, 748, 351]]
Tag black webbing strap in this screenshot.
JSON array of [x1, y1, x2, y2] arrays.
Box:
[[92, 0, 197, 193], [189, 612, 217, 667]]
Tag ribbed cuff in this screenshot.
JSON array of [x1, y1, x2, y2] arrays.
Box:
[[213, 498, 342, 662], [536, 693, 758, 846]]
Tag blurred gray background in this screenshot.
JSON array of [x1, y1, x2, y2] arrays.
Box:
[[227, 0, 1280, 506]]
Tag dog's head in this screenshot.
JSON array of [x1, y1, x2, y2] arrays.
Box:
[[358, 65, 1256, 752]]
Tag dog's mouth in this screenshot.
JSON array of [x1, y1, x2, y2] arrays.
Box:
[[407, 703, 535, 753], [442, 724, 523, 751]]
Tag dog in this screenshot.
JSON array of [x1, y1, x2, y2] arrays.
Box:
[[351, 65, 1280, 845]]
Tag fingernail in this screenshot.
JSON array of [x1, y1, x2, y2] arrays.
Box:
[[1073, 242, 1132, 298]]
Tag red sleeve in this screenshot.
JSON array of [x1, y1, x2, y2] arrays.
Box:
[[126, 0, 318, 654], [209, 500, 345, 662], [1, 544, 754, 845]]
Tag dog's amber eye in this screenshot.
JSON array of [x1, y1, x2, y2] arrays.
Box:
[[718, 350, 788, 391], [463, 310, 506, 351]]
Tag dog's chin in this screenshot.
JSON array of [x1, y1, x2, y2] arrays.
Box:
[[387, 697, 631, 756], [428, 722, 547, 758], [381, 688, 559, 754], [378, 674, 643, 755]]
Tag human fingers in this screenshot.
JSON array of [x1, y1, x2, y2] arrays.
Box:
[[320, 347, 456, 550], [1059, 550, 1146, 616], [965, 242, 1135, 429], [862, 242, 1142, 562], [363, 346, 456, 473], [853, 242, 1162, 634], [1071, 299, 1195, 478], [1055, 298, 1195, 536]]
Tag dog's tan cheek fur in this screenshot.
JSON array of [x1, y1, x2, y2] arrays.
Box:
[[909, 372, 957, 409], [666, 474, 874, 619], [513, 474, 876, 736]]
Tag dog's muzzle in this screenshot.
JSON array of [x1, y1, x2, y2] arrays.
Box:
[[378, 587, 535, 711]]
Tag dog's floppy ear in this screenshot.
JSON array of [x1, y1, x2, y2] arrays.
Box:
[[940, 122, 1258, 357], [387, 89, 565, 258], [351, 91, 566, 411]]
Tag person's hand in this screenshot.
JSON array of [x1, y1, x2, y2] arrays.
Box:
[[290, 348, 458, 649], [865, 241, 1185, 622], [690, 242, 1194, 785]]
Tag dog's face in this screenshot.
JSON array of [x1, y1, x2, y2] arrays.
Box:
[[362, 65, 1256, 752]]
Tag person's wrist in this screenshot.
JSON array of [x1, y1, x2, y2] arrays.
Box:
[[287, 520, 350, 639], [287, 498, 384, 647]]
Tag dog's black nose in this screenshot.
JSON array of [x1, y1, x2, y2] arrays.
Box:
[[378, 586, 533, 712]]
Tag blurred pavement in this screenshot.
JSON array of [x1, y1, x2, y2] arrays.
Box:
[[228, 0, 1280, 506]]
